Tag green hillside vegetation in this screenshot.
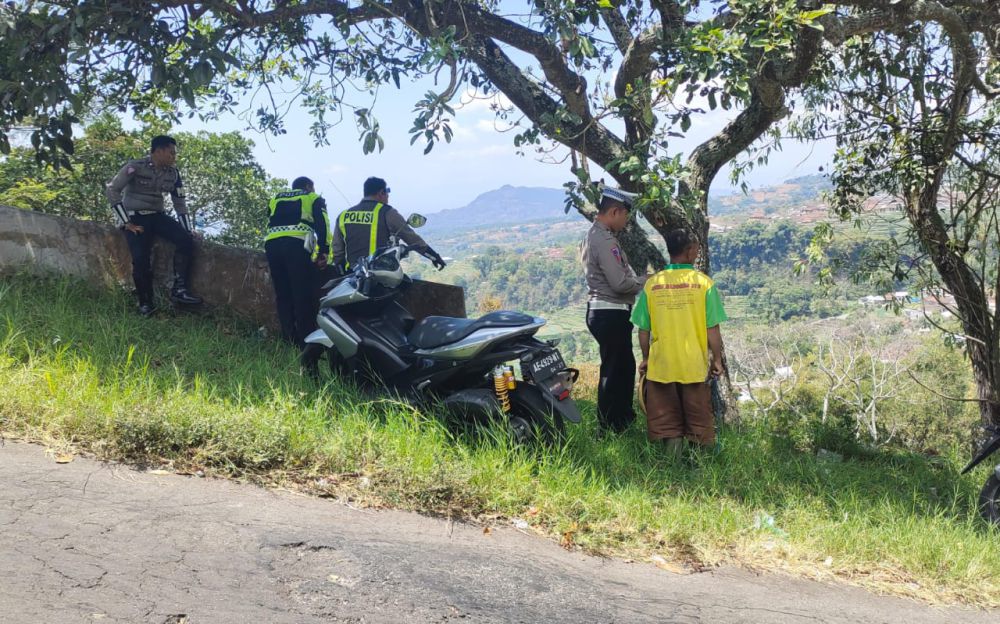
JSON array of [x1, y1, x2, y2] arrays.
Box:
[[1, 274, 998, 606], [413, 218, 914, 363], [430, 220, 889, 340]]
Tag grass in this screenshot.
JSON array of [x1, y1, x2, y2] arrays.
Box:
[[1, 274, 999, 607]]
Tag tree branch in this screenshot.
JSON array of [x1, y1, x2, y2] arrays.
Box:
[[599, 5, 633, 53], [440, 4, 593, 122], [460, 34, 628, 167]]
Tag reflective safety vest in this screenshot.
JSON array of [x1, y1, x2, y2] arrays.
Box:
[[338, 202, 386, 268], [311, 208, 333, 262], [265, 190, 320, 243]]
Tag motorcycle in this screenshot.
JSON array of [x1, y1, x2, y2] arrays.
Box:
[[960, 425, 1000, 525], [300, 215, 581, 443]]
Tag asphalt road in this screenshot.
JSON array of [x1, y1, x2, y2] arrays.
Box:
[[0, 440, 993, 624]]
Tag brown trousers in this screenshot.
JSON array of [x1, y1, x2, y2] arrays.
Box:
[[643, 379, 714, 445]]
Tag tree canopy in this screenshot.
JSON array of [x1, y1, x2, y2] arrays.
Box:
[[3, 1, 997, 269], [3, 0, 1000, 428], [0, 114, 286, 247]]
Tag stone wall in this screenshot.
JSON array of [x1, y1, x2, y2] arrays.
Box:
[[0, 205, 466, 326]]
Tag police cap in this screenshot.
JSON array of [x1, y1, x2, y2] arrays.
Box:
[[600, 186, 638, 209]]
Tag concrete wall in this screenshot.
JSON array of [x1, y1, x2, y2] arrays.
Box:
[[0, 205, 466, 326]]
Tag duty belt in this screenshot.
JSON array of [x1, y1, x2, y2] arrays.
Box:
[[133, 210, 160, 216], [588, 299, 631, 311], [267, 224, 311, 235]]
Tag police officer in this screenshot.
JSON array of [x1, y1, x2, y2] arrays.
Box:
[[106, 135, 203, 316], [264, 176, 330, 348], [581, 186, 646, 435], [332, 177, 446, 272]]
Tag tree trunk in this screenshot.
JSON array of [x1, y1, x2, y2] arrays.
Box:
[[910, 186, 1000, 438], [968, 340, 1000, 431], [619, 217, 665, 274]]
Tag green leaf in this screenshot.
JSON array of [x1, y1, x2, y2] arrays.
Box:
[[181, 83, 196, 109], [799, 8, 834, 22]]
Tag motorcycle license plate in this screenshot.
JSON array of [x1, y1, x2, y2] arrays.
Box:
[[528, 350, 566, 381]]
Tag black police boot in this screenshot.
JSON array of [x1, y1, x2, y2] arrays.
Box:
[[170, 277, 203, 306], [137, 301, 156, 317]]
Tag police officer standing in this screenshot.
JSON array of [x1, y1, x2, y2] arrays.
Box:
[[332, 177, 446, 272], [581, 186, 646, 435], [106, 135, 203, 316], [264, 176, 330, 348]]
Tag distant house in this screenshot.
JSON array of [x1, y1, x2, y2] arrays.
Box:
[[774, 366, 794, 379]]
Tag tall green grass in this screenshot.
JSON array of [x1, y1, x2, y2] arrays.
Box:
[[1, 274, 998, 606]]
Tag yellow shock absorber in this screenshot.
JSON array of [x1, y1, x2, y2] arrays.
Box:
[[503, 365, 516, 390], [493, 366, 511, 413]]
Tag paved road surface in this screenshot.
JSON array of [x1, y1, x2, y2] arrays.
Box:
[[0, 441, 993, 623]]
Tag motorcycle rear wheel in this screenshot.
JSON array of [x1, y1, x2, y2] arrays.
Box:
[[508, 393, 565, 446], [979, 473, 1000, 525]]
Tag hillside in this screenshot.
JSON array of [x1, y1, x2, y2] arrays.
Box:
[[711, 174, 832, 218], [423, 185, 572, 235], [424, 175, 835, 237], [1, 274, 997, 607]]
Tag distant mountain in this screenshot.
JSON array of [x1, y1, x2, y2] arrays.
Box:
[[422, 185, 572, 234], [422, 175, 832, 235]]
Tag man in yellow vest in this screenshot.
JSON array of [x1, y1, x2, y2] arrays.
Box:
[[630, 228, 727, 458], [332, 177, 445, 272], [264, 176, 329, 347]]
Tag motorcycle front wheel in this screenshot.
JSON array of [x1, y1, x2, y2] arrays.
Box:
[[979, 473, 1000, 525], [299, 343, 349, 381]]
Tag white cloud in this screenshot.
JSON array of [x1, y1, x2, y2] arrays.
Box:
[[445, 143, 515, 159], [457, 89, 515, 115]]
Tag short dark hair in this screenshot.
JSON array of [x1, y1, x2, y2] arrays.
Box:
[[150, 135, 176, 152], [363, 176, 387, 197], [597, 196, 631, 214], [666, 229, 695, 256], [292, 176, 313, 191]]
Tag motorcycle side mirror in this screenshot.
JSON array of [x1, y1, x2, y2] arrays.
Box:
[[407, 213, 427, 228]]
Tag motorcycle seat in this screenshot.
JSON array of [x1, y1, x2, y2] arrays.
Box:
[[409, 310, 535, 349]]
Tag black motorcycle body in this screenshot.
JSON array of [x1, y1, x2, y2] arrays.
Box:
[[301, 242, 580, 441]]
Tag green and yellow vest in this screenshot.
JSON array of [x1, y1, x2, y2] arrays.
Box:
[[265, 190, 320, 243]]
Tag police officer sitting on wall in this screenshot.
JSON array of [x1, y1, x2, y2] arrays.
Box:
[[264, 176, 329, 348], [581, 185, 647, 435], [106, 135, 203, 316], [333, 177, 446, 273]]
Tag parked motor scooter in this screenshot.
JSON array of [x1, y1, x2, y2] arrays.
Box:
[[300, 214, 580, 443]]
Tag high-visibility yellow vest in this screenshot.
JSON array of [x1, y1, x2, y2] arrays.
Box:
[[338, 202, 385, 268], [312, 208, 332, 261], [264, 190, 320, 243]]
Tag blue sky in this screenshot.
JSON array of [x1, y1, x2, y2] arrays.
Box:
[[174, 68, 834, 217]]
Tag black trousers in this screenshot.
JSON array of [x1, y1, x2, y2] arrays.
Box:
[[265, 237, 319, 348], [123, 212, 194, 305], [586, 307, 636, 433]]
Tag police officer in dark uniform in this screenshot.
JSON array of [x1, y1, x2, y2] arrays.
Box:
[[106, 135, 203, 316], [581, 186, 646, 434], [332, 177, 446, 272], [264, 176, 330, 348]]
